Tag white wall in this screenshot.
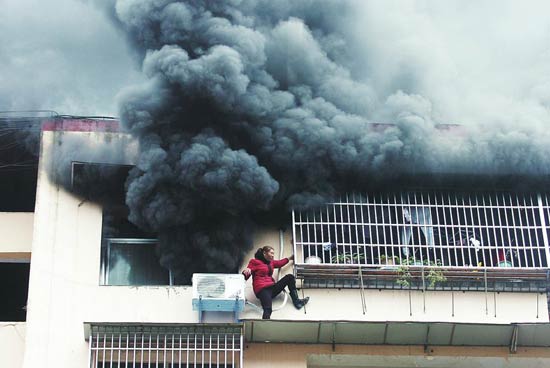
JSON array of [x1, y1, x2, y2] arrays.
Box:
[[0, 322, 26, 368], [0, 212, 33, 256], [23, 131, 202, 368]]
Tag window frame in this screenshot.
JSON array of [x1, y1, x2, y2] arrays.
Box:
[[100, 238, 174, 286]]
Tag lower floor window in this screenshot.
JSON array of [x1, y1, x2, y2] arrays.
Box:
[[88, 324, 243, 368]]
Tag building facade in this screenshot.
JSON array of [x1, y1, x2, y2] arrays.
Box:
[[1, 117, 550, 367]]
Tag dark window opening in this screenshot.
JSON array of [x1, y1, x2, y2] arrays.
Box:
[[0, 120, 40, 212], [72, 162, 169, 286], [0, 262, 30, 321]]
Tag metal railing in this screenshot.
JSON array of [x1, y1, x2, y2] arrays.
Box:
[[88, 324, 243, 367], [292, 191, 550, 270]]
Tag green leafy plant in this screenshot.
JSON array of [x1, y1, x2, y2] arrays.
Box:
[[331, 253, 365, 264], [396, 258, 447, 288]]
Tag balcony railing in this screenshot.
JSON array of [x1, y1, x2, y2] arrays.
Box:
[[292, 191, 550, 291]]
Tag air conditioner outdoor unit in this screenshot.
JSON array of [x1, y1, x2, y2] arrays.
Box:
[[192, 273, 245, 321]]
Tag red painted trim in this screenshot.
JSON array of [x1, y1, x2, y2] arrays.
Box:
[[42, 119, 120, 132]]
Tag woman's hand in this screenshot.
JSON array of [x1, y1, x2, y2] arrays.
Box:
[[242, 268, 252, 278], [288, 254, 295, 261]]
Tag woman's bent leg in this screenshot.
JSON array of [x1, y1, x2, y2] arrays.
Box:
[[256, 287, 273, 319], [271, 274, 309, 310], [271, 274, 296, 297]]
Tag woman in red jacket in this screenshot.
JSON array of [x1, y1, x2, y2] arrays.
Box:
[[242, 246, 309, 319]]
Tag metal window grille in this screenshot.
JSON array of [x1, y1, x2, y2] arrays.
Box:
[[293, 191, 550, 270], [88, 325, 243, 368]]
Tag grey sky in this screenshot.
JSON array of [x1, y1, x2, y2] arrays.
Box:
[[1, 0, 550, 125], [0, 0, 143, 116]]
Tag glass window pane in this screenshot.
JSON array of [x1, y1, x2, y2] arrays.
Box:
[[107, 241, 169, 286]]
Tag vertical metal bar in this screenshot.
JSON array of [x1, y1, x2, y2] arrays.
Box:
[[495, 192, 506, 266], [118, 333, 121, 368], [434, 191, 444, 266], [178, 330, 182, 368], [232, 333, 235, 368], [502, 192, 514, 267], [365, 194, 374, 264], [202, 333, 205, 368], [171, 334, 174, 368], [426, 191, 433, 265], [339, 198, 346, 262], [353, 194, 361, 264], [298, 211, 309, 264], [88, 332, 93, 368], [359, 194, 370, 264], [102, 332, 107, 368], [538, 193, 550, 267], [516, 194, 528, 267], [148, 333, 152, 368], [125, 332, 129, 368], [373, 194, 382, 261], [448, 192, 458, 267], [140, 333, 144, 368], [459, 194, 467, 266], [312, 207, 318, 259], [482, 194, 493, 268], [467, 191, 476, 267], [531, 195, 543, 267], [319, 207, 326, 263], [163, 333, 167, 368], [440, 191, 451, 267], [387, 193, 396, 263], [474, 192, 485, 267], [224, 334, 227, 367], [346, 194, 353, 263], [326, 205, 333, 263], [133, 333, 137, 368], [509, 192, 521, 267], [292, 210, 298, 263], [525, 195, 537, 267], [414, 191, 422, 264], [156, 334, 160, 368], [240, 332, 244, 368], [186, 333, 190, 368], [333, 203, 339, 262], [305, 211, 311, 261], [488, 193, 497, 267]]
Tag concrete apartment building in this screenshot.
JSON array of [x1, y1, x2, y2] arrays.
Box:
[[1, 116, 550, 367]]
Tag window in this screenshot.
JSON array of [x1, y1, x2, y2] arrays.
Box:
[[73, 162, 169, 286], [88, 324, 243, 368], [101, 239, 172, 286], [293, 191, 550, 269], [0, 262, 30, 321]]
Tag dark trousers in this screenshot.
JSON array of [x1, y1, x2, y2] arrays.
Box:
[[256, 274, 297, 319]]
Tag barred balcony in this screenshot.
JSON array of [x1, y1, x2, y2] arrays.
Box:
[[292, 191, 550, 292]]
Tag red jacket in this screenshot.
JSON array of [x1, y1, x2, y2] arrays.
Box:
[[243, 258, 289, 295]]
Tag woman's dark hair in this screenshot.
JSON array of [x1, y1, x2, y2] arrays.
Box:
[[254, 246, 274, 262]]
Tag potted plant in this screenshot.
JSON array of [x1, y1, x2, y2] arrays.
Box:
[[379, 255, 399, 269], [396, 258, 447, 288], [331, 253, 365, 264]]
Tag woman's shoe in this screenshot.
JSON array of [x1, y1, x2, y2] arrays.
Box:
[[290, 289, 309, 309]]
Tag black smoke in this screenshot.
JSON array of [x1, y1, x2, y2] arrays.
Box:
[[97, 1, 550, 283]]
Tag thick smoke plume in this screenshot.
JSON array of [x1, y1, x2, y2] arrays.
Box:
[[99, 1, 550, 282]]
